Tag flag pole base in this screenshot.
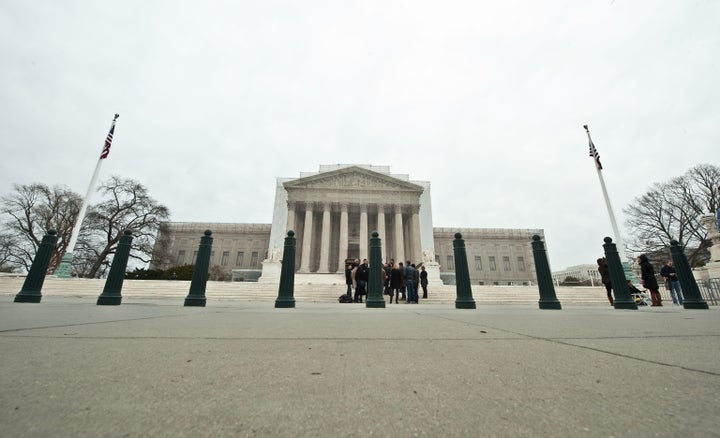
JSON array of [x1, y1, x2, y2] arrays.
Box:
[[54, 253, 74, 278]]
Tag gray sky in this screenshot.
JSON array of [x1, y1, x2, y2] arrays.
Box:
[[1, 0, 718, 271]]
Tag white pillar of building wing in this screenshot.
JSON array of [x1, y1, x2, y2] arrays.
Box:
[[394, 204, 405, 263], [286, 201, 296, 234], [377, 203, 386, 262], [338, 203, 349, 269], [318, 202, 332, 273], [300, 202, 314, 272], [411, 205, 422, 264], [359, 204, 368, 260]]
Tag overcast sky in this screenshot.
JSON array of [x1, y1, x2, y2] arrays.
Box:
[[1, 0, 718, 271]]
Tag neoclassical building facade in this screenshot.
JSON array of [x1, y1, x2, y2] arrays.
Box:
[[266, 164, 433, 273], [153, 164, 543, 285]]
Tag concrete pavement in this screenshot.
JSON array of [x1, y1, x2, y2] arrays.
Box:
[[1, 297, 719, 437]]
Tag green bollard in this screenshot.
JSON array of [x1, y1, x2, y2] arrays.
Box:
[[453, 233, 476, 309], [97, 229, 133, 306], [184, 230, 213, 307], [275, 230, 296, 308], [602, 237, 637, 310], [15, 229, 58, 303], [670, 240, 709, 309], [366, 231, 386, 308], [531, 235, 562, 309]]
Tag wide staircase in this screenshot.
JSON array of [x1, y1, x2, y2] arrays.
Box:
[[0, 275, 610, 305]]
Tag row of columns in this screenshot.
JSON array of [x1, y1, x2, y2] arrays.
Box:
[[287, 201, 422, 273]]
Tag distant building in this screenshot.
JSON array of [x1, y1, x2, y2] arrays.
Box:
[[152, 165, 544, 285], [551, 264, 601, 286]]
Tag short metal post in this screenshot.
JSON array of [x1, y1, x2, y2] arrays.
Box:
[[670, 240, 709, 309], [531, 235, 561, 309], [366, 231, 386, 308], [97, 230, 133, 305], [602, 237, 637, 310], [275, 230, 296, 308], [453, 233, 476, 309], [184, 230, 213, 307], [15, 229, 58, 303]]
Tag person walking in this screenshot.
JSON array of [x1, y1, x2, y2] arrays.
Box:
[[597, 258, 613, 306], [638, 254, 662, 307], [660, 260, 683, 305], [420, 266, 428, 299]]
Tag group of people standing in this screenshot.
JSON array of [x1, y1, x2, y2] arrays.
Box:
[[344, 258, 428, 304], [597, 255, 684, 307]]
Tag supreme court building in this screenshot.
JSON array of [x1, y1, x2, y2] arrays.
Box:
[[153, 164, 543, 285]]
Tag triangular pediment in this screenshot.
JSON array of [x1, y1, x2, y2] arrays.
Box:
[[284, 166, 423, 192]]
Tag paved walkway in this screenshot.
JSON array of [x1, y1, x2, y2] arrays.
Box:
[[1, 297, 719, 437]]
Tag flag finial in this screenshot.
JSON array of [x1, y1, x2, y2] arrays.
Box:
[[583, 124, 589, 132]]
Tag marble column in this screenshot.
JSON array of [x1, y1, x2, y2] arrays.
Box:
[[318, 202, 331, 273], [338, 203, 349, 269], [394, 204, 405, 263], [377, 204, 386, 262], [300, 202, 314, 272], [410, 205, 422, 264], [359, 204, 368, 260], [286, 201, 296, 233]]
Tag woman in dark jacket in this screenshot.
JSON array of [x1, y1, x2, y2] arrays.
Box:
[[637, 254, 662, 306], [597, 258, 613, 306]]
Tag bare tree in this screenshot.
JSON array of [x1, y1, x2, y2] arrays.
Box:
[[624, 164, 720, 266], [0, 233, 16, 272], [75, 176, 170, 278], [0, 183, 82, 272]]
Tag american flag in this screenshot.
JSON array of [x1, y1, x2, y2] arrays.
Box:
[[99, 114, 119, 159], [589, 138, 602, 170]]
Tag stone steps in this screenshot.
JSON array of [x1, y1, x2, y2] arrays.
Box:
[[1, 276, 611, 305]]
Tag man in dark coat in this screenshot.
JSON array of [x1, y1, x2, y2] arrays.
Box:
[[345, 263, 354, 299], [637, 254, 662, 306], [355, 259, 369, 303], [597, 258, 613, 306]]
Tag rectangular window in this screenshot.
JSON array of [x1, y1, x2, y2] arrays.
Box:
[[192, 251, 198, 264], [210, 251, 215, 264], [236, 251, 244, 266], [221, 251, 229, 266], [503, 256, 511, 271], [251, 251, 259, 267], [517, 256, 526, 272], [446, 255, 455, 270], [489, 256, 496, 271], [435, 255, 440, 264], [177, 250, 185, 265], [474, 256, 482, 271]]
